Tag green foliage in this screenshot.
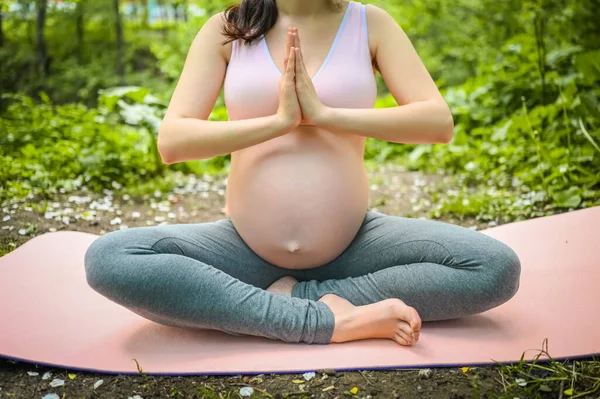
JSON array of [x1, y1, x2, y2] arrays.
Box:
[[361, 0, 600, 219], [0, 93, 160, 202], [1, 0, 599, 221]]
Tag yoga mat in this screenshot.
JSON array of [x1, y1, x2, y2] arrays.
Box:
[[1, 207, 599, 375]]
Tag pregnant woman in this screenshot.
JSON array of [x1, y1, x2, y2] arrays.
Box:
[[84, 0, 521, 346]]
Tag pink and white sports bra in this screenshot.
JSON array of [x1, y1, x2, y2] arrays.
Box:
[[223, 1, 377, 121]]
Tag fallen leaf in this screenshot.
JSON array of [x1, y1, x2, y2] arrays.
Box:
[[564, 388, 574, 396], [322, 385, 335, 392], [68, 373, 76, 380], [461, 366, 470, 373], [292, 379, 305, 384], [350, 387, 359, 394]]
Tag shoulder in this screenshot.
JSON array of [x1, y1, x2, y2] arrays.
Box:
[[364, 3, 399, 36], [364, 3, 402, 42], [197, 12, 233, 62], [364, 4, 402, 57]]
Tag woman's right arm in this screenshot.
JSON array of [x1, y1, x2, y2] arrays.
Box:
[[157, 14, 294, 165]]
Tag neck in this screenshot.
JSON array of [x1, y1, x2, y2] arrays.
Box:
[[276, 0, 332, 17]]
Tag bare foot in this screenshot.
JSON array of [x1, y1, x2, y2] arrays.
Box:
[[266, 276, 298, 296], [319, 294, 422, 346]]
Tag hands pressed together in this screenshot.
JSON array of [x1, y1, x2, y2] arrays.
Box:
[[277, 27, 329, 128]]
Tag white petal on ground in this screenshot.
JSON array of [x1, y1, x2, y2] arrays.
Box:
[[239, 387, 254, 397], [42, 394, 60, 399], [110, 217, 122, 225], [303, 372, 316, 381], [48, 227, 57, 232], [49, 378, 65, 387], [418, 368, 432, 378], [128, 395, 144, 399], [27, 371, 39, 376], [42, 371, 52, 380], [93, 379, 104, 389], [18, 229, 27, 235], [2, 215, 10, 221], [131, 211, 141, 218]]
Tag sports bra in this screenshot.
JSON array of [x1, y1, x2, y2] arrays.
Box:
[[223, 1, 377, 121]]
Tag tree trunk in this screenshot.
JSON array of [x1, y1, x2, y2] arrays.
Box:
[[36, 0, 49, 78], [75, 0, 85, 62], [0, 8, 4, 48], [113, 0, 125, 83]]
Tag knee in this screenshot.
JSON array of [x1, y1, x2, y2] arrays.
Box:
[[84, 231, 126, 295], [486, 242, 521, 304]]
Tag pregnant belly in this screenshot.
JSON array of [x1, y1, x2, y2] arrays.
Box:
[[225, 132, 369, 269]]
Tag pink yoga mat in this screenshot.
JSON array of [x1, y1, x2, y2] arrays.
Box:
[[1, 207, 599, 375]]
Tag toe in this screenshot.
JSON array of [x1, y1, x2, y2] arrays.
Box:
[[397, 320, 414, 336], [393, 332, 411, 346], [409, 308, 422, 332], [396, 326, 414, 344], [412, 331, 420, 342]]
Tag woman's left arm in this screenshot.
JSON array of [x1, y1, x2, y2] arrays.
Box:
[[315, 5, 454, 144]]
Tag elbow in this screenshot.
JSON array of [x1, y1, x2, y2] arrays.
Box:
[[157, 123, 176, 165], [437, 105, 454, 144]]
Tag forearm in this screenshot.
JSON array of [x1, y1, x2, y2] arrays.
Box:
[[157, 114, 292, 164], [317, 100, 454, 144]]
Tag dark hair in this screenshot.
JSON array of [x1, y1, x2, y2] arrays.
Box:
[[221, 0, 342, 46]]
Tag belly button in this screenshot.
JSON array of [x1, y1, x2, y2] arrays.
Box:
[[286, 240, 301, 253]]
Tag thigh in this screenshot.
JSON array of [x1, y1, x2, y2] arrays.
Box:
[[303, 210, 515, 281], [98, 218, 293, 289]]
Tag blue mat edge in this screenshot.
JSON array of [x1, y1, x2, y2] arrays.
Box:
[[2, 352, 599, 377]]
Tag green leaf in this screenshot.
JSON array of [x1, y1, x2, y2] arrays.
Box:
[[575, 50, 600, 84], [552, 187, 582, 208], [408, 145, 431, 163], [539, 384, 552, 392]]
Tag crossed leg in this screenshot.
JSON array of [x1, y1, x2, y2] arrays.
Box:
[[273, 210, 522, 345]]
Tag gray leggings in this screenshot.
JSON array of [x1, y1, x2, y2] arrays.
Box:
[[84, 210, 521, 344]]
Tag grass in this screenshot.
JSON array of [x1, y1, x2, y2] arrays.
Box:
[[492, 339, 600, 399]]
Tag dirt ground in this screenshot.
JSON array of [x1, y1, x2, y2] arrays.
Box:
[[0, 165, 596, 399]]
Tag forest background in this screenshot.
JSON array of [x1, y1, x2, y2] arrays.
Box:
[[1, 0, 599, 221]]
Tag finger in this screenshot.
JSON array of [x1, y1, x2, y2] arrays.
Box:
[[295, 48, 302, 81], [295, 47, 308, 82], [294, 28, 301, 50], [299, 47, 310, 78], [286, 46, 296, 83], [284, 30, 292, 68]]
